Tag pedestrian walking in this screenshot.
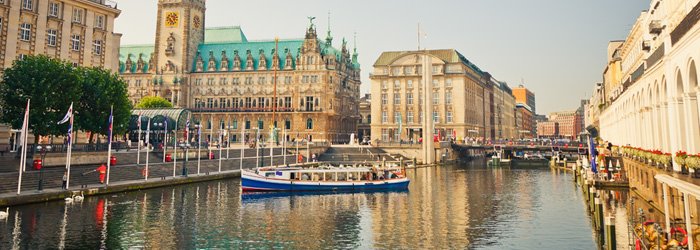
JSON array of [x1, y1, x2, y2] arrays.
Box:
[[62, 171, 68, 189]]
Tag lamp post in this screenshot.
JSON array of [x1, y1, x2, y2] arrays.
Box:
[[181, 142, 189, 177], [37, 145, 51, 191]]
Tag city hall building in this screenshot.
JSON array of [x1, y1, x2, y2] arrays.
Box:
[[119, 0, 361, 143]]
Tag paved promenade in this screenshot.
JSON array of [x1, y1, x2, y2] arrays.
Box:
[[0, 148, 300, 206]]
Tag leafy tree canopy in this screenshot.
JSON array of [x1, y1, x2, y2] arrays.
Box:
[[76, 67, 132, 143], [0, 55, 81, 139], [135, 96, 173, 109]]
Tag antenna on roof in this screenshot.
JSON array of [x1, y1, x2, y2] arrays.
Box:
[[417, 22, 421, 50]]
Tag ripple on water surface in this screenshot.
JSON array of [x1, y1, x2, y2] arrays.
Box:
[[0, 162, 595, 249]]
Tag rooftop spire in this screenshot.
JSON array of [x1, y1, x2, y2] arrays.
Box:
[[352, 32, 358, 64], [325, 10, 333, 46]]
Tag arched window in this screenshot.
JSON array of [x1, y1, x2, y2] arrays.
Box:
[[306, 118, 313, 129], [367, 115, 371, 124]]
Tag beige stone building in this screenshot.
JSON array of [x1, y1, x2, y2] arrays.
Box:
[[120, 0, 361, 143], [0, 0, 121, 151], [357, 93, 370, 141], [370, 49, 516, 143]]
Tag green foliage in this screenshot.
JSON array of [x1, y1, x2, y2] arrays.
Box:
[[0, 55, 81, 138], [135, 96, 173, 109], [0, 55, 132, 143], [76, 67, 132, 142]]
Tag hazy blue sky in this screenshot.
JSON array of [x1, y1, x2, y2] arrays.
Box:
[[115, 0, 649, 114]]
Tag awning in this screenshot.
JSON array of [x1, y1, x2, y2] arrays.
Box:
[[130, 108, 192, 131]]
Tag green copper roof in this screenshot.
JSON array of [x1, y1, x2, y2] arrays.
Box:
[[195, 38, 359, 71], [118, 44, 154, 74], [196, 39, 304, 71], [204, 26, 248, 43]]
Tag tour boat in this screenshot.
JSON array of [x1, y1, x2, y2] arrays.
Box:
[[241, 165, 410, 192], [487, 145, 512, 166]]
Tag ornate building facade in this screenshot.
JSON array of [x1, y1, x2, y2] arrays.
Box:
[[119, 0, 361, 143]]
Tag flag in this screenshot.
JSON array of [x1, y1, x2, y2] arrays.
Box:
[[107, 107, 113, 144], [18, 100, 30, 147], [57, 103, 72, 124], [588, 136, 597, 173], [185, 118, 190, 142], [137, 112, 142, 130], [197, 123, 201, 141], [145, 118, 151, 145]]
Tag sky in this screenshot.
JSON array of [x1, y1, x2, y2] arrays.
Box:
[[114, 0, 650, 115]]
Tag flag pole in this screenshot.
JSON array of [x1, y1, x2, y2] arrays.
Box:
[[65, 103, 74, 189], [283, 129, 287, 166], [145, 118, 151, 181], [106, 105, 113, 185], [240, 128, 244, 171], [218, 130, 223, 172], [16, 99, 29, 195], [163, 120, 167, 163], [173, 123, 177, 177], [197, 124, 201, 175], [137, 113, 141, 166]]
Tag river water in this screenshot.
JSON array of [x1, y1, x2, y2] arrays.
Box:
[[0, 162, 599, 249]]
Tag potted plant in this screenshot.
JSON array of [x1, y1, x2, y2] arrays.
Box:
[[676, 151, 688, 174], [687, 155, 700, 178]]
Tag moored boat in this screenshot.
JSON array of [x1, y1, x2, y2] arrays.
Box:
[[241, 164, 410, 192]]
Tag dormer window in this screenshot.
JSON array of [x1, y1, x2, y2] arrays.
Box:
[[220, 51, 229, 71], [233, 50, 241, 71], [258, 49, 267, 71], [195, 52, 204, 72], [245, 50, 254, 71], [207, 51, 217, 71]]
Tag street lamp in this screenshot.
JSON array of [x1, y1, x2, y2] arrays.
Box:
[[36, 145, 51, 191], [180, 142, 190, 177]]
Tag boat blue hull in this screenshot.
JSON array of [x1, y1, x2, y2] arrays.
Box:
[[242, 174, 410, 192]]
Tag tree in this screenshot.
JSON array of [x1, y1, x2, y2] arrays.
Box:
[[76, 67, 132, 144], [0, 55, 81, 145], [135, 96, 173, 109]]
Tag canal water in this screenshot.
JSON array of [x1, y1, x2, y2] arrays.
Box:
[[0, 162, 599, 249]]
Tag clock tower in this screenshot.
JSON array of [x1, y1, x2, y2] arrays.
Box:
[[154, 0, 206, 74]]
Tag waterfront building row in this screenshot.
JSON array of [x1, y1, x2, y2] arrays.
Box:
[[369, 49, 519, 143], [119, 0, 361, 143], [595, 0, 700, 171]]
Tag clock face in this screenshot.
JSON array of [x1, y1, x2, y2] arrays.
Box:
[[165, 12, 179, 27], [193, 16, 201, 29]]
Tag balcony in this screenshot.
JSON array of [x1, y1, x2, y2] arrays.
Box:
[[649, 20, 665, 34]]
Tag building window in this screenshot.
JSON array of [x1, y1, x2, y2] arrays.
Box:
[[381, 94, 387, 105], [284, 76, 292, 84], [407, 93, 413, 105], [285, 120, 291, 130], [433, 111, 439, 123], [445, 79, 452, 87], [21, 0, 32, 10], [407, 80, 413, 88], [244, 77, 253, 85], [219, 77, 228, 85], [432, 66, 440, 74], [394, 112, 401, 123], [381, 129, 389, 141], [49, 2, 60, 17], [258, 77, 266, 84], [258, 119, 264, 129], [95, 15, 105, 29], [393, 93, 400, 105], [381, 111, 387, 123], [93, 40, 102, 55], [432, 79, 438, 86], [71, 35, 80, 51], [306, 118, 313, 129], [393, 80, 400, 89], [194, 78, 202, 86], [47, 30, 57, 46], [232, 120, 238, 129], [207, 78, 214, 85], [407, 112, 414, 123], [446, 91, 452, 104], [447, 111, 453, 123], [72, 8, 83, 23], [381, 80, 387, 89], [432, 91, 439, 105], [245, 120, 251, 129], [392, 67, 400, 75], [0, 17, 3, 32], [232, 78, 240, 85], [19, 23, 31, 41], [18, 54, 26, 61]]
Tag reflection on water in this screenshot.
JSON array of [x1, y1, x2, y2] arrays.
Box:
[[0, 162, 596, 249]]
